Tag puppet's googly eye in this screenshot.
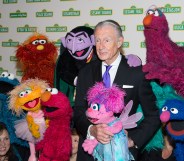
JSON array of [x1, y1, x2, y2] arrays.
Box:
[[50, 88, 58, 95], [32, 40, 39, 45], [90, 103, 99, 111], [46, 88, 52, 92], [154, 10, 159, 16], [170, 108, 178, 114], [162, 106, 168, 112], [7, 73, 14, 80], [25, 89, 32, 95], [19, 91, 26, 97], [147, 9, 154, 15], [39, 40, 47, 44], [0, 72, 8, 78]]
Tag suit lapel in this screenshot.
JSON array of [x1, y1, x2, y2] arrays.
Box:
[[113, 56, 129, 86], [93, 60, 102, 83]]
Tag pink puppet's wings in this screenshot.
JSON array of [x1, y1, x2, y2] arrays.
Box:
[[119, 100, 143, 129]]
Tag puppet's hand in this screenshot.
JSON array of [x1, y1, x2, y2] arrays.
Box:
[[82, 139, 98, 154], [126, 54, 142, 67]]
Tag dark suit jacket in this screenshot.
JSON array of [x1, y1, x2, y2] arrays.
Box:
[[73, 55, 160, 161]]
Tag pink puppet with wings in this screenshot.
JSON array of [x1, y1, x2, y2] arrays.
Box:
[[82, 82, 143, 161]]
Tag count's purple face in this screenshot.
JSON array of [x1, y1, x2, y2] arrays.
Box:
[[61, 31, 95, 60]]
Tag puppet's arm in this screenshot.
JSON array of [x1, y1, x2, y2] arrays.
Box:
[[82, 138, 98, 154], [106, 121, 123, 134], [26, 114, 40, 138], [126, 54, 142, 67]]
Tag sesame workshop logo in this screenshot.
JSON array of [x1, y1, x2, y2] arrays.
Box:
[[160, 4, 181, 13], [36, 9, 53, 17], [10, 10, 27, 18], [17, 25, 37, 32], [84, 24, 95, 29], [90, 7, 112, 16], [0, 68, 7, 74], [46, 24, 67, 32], [10, 56, 18, 61], [123, 6, 143, 15], [16, 70, 23, 76], [62, 8, 80, 16], [173, 21, 184, 31], [0, 25, 8, 33], [176, 42, 184, 47], [123, 42, 129, 48], [54, 39, 62, 47], [3, 0, 17, 4], [60, 0, 76, 1], [2, 39, 19, 47], [26, 0, 50, 3]]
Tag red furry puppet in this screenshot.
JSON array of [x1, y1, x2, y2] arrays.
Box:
[[36, 88, 73, 161], [16, 33, 58, 87]]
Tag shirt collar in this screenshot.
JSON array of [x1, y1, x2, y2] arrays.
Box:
[[102, 52, 122, 66]]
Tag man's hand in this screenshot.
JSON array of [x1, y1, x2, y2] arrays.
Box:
[[90, 124, 113, 144], [124, 130, 136, 148]]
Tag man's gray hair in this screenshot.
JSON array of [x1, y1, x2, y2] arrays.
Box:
[[94, 20, 123, 38]]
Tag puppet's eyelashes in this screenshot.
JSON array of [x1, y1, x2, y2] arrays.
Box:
[[46, 88, 58, 95], [0, 72, 15, 80]]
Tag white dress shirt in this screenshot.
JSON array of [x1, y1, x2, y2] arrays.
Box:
[[102, 53, 122, 87], [87, 53, 122, 139]]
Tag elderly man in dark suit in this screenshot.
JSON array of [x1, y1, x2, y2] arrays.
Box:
[[73, 19, 160, 161]]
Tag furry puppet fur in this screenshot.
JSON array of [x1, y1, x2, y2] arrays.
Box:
[[16, 32, 58, 87], [160, 99, 184, 161], [0, 72, 29, 160], [142, 6, 184, 97], [8, 78, 49, 161], [36, 88, 73, 161], [138, 81, 184, 152], [82, 82, 142, 161], [55, 26, 142, 106]]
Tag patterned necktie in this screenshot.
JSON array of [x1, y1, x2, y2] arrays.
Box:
[[103, 65, 112, 88]]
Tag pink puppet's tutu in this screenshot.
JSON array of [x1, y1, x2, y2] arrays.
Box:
[[14, 117, 46, 143]]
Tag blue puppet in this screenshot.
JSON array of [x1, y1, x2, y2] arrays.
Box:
[[160, 99, 184, 161], [54, 26, 142, 106], [137, 81, 184, 160], [0, 72, 29, 160]]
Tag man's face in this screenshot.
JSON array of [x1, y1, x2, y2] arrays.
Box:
[[0, 130, 10, 157], [94, 25, 123, 65]]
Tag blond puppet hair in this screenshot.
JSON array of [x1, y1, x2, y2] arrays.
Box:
[[8, 78, 49, 116]]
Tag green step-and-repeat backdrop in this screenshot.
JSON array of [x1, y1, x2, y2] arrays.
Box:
[[0, 0, 183, 80]]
